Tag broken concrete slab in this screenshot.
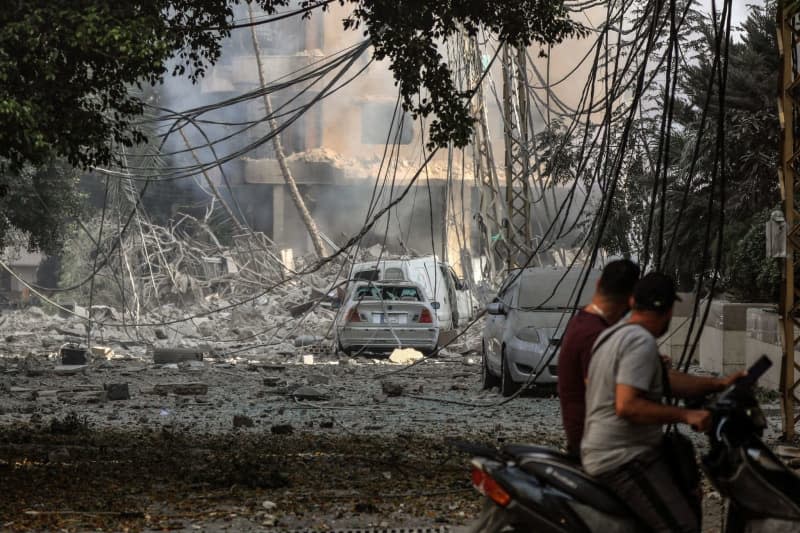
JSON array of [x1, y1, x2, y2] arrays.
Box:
[[91, 346, 114, 359], [53, 365, 88, 376], [291, 386, 329, 401], [153, 383, 208, 396], [150, 346, 209, 364]]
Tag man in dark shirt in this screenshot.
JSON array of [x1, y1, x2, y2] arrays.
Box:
[[557, 259, 640, 456]]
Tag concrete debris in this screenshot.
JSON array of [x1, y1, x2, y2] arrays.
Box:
[[262, 376, 285, 387], [291, 386, 329, 401], [380, 381, 404, 397], [293, 335, 323, 347], [54, 365, 88, 376], [262, 501, 277, 511], [104, 383, 130, 401], [151, 346, 208, 365], [301, 354, 314, 365], [60, 344, 88, 365], [153, 383, 209, 396], [388, 348, 424, 365], [306, 373, 331, 386], [233, 414, 255, 428], [91, 346, 114, 359]]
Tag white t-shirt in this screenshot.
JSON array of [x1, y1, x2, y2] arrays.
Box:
[[581, 322, 664, 475]]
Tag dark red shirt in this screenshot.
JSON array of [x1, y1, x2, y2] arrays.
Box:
[[557, 309, 609, 455]]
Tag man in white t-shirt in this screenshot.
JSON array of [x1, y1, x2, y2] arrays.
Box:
[[582, 272, 742, 532]]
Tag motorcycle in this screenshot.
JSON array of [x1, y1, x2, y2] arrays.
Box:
[[461, 356, 800, 532]]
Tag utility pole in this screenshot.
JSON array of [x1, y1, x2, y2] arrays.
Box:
[[501, 45, 534, 270], [777, 2, 800, 439]]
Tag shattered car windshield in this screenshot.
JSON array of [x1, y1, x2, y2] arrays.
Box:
[[354, 285, 421, 301]]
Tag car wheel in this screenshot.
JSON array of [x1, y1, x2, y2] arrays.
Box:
[[481, 343, 499, 390], [500, 351, 520, 397]]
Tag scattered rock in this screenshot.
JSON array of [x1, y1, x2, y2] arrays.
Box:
[[262, 501, 277, 511], [381, 381, 404, 397], [233, 415, 255, 428], [388, 348, 424, 364], [291, 386, 329, 401], [270, 424, 294, 435]]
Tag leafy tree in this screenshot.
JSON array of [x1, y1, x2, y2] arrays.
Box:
[[660, 2, 779, 297], [0, 162, 83, 253], [0, 0, 582, 255], [0, 0, 582, 173]]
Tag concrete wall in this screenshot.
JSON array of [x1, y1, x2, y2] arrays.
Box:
[[698, 301, 762, 375], [744, 307, 800, 392], [660, 292, 696, 364]]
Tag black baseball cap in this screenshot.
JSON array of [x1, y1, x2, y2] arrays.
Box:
[[633, 272, 682, 312]]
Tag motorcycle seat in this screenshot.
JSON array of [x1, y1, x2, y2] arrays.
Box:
[[502, 444, 580, 465], [511, 451, 632, 517]]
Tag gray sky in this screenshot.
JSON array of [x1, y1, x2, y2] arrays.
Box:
[[702, 0, 766, 27]]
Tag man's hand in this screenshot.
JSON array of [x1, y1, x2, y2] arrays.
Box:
[[717, 370, 747, 390], [683, 409, 712, 432]]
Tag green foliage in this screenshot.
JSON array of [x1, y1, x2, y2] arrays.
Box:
[[347, 0, 584, 148], [0, 161, 83, 254], [0, 0, 582, 173], [725, 208, 780, 302]]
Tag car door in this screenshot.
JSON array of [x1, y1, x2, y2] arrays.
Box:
[[485, 276, 517, 374]]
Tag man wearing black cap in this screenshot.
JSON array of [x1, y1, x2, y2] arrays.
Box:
[[581, 272, 742, 532]]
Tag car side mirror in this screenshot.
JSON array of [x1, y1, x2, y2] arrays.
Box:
[[431, 301, 441, 310], [486, 302, 506, 315]]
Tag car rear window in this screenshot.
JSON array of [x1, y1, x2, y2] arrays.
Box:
[[353, 269, 380, 281], [354, 285, 421, 301]]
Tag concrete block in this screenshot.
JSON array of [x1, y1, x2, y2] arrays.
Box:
[[150, 346, 209, 364], [60, 344, 87, 365]]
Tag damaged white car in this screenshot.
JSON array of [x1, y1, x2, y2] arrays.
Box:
[[335, 281, 440, 356]]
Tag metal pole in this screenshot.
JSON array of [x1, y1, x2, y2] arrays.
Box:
[[778, 3, 798, 439]]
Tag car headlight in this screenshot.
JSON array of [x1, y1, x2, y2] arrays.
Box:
[[515, 327, 540, 343]]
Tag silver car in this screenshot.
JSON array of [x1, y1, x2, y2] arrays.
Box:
[[481, 267, 600, 396], [336, 281, 440, 356]]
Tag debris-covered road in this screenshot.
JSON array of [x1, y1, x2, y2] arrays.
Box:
[[0, 307, 784, 531]]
